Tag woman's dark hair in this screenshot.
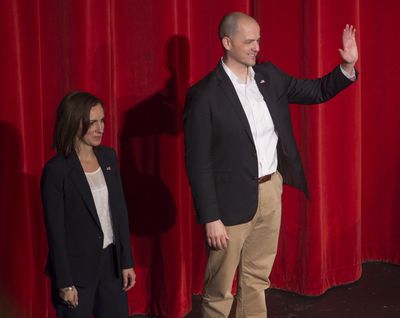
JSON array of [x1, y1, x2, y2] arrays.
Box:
[[53, 91, 103, 157]]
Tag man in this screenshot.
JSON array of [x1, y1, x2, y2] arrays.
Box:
[[183, 12, 358, 318]]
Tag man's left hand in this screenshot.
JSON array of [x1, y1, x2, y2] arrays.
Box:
[[339, 24, 358, 73]]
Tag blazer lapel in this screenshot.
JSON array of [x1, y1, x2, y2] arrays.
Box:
[[254, 71, 281, 133], [67, 152, 102, 229], [95, 148, 119, 231], [95, 149, 113, 200], [215, 63, 255, 147]]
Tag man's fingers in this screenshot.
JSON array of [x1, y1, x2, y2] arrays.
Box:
[[205, 220, 229, 250], [208, 235, 218, 249], [220, 236, 228, 249], [215, 237, 222, 250], [211, 237, 217, 249], [224, 228, 229, 241], [208, 234, 228, 250]]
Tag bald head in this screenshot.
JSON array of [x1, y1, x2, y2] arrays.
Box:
[[218, 12, 258, 40]]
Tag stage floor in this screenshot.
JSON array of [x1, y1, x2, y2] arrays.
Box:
[[133, 262, 400, 318]]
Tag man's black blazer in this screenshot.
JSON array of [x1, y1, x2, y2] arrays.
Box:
[[41, 146, 133, 289], [184, 62, 355, 226]]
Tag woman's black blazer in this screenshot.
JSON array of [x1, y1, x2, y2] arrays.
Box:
[[41, 146, 133, 289]]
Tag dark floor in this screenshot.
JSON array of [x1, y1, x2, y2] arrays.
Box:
[[133, 262, 400, 318]]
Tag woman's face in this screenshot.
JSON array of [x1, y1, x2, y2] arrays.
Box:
[[80, 104, 105, 148]]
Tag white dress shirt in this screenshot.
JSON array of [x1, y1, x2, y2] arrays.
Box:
[[85, 167, 114, 248], [222, 61, 278, 177]]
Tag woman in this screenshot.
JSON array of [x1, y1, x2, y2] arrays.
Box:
[[41, 91, 135, 317]]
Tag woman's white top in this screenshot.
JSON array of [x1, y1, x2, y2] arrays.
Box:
[[85, 167, 114, 248]]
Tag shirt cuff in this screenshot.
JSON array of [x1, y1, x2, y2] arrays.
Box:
[[340, 65, 356, 81]]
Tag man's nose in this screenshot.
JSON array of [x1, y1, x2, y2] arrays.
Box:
[[253, 41, 260, 52]]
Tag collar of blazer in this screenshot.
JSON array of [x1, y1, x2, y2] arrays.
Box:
[[66, 147, 113, 230]]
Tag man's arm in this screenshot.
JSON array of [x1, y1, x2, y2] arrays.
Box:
[[183, 87, 229, 250], [275, 24, 358, 104], [183, 88, 220, 223]]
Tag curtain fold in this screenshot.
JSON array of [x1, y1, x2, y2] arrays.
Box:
[[0, 1, 399, 317]]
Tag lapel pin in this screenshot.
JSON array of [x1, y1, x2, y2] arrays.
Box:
[[260, 80, 266, 84], [106, 166, 111, 171]]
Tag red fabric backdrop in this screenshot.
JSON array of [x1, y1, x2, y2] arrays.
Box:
[[0, 0, 399, 317]]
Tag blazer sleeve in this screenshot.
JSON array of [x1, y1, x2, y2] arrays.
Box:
[[183, 86, 221, 224], [267, 64, 357, 105], [41, 161, 73, 289], [111, 149, 134, 268]]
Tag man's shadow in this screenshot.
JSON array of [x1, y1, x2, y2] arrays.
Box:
[[120, 34, 189, 236], [119, 35, 190, 311]]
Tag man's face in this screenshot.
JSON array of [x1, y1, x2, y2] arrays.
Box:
[[224, 18, 260, 67]]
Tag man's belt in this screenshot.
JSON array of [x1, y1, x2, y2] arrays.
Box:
[[258, 173, 273, 184]]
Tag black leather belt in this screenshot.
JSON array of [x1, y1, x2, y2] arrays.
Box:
[[258, 173, 273, 184]]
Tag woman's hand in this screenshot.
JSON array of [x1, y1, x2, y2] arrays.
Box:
[[122, 268, 136, 291], [59, 286, 78, 308]]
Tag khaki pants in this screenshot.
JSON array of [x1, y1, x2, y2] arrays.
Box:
[[202, 172, 283, 318]]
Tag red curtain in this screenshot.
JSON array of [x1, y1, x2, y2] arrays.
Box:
[[0, 0, 399, 317]]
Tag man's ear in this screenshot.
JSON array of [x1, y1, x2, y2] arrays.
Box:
[[222, 36, 231, 51]]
